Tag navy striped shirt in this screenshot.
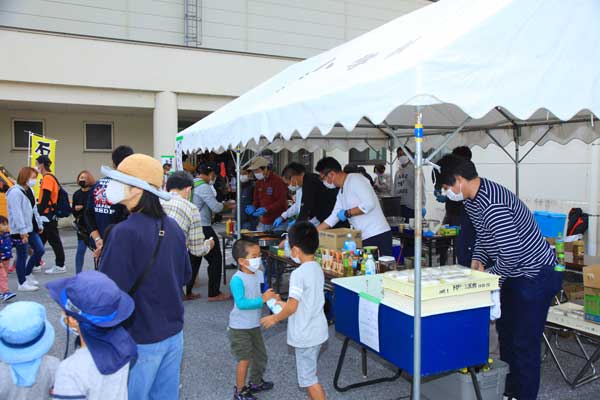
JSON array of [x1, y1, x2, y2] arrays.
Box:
[[464, 178, 556, 281]]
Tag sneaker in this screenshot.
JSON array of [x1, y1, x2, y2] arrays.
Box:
[[233, 387, 257, 400], [8, 263, 16, 273], [32, 265, 42, 273], [44, 266, 67, 275], [18, 282, 39, 292], [26, 276, 39, 286], [247, 380, 274, 393], [2, 292, 16, 302]]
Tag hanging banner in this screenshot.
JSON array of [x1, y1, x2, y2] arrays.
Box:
[[175, 135, 184, 171], [29, 134, 57, 198], [161, 155, 174, 167]]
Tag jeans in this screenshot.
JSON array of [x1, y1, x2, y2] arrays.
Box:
[[497, 266, 563, 400], [128, 330, 184, 400], [75, 239, 87, 274], [187, 252, 202, 295], [40, 219, 65, 267], [362, 230, 393, 256], [15, 232, 45, 285]]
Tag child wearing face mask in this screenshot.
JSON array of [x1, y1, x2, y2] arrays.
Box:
[[229, 240, 277, 400]]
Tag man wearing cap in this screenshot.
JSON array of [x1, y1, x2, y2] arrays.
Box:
[[35, 155, 66, 274], [97, 153, 191, 400], [316, 157, 393, 256], [192, 163, 235, 301], [47, 271, 137, 400], [245, 157, 288, 231], [0, 301, 59, 399]]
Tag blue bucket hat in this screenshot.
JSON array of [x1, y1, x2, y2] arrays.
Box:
[[47, 271, 137, 375], [0, 302, 55, 386]]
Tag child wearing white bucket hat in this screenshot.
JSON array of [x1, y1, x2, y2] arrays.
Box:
[[0, 301, 59, 399]]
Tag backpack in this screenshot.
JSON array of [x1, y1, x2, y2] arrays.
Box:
[[567, 207, 588, 236], [48, 175, 72, 218]]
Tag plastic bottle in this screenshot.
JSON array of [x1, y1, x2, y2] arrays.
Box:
[[266, 298, 282, 314], [555, 232, 565, 254], [365, 254, 376, 276], [360, 254, 367, 275], [343, 233, 357, 252]]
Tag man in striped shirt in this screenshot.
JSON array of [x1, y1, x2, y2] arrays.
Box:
[[162, 171, 214, 301], [435, 154, 562, 400]]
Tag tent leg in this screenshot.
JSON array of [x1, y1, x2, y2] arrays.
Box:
[[413, 111, 424, 400], [236, 149, 242, 239], [515, 127, 521, 197]]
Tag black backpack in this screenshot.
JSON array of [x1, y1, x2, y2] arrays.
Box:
[[567, 208, 588, 236], [48, 175, 72, 219]]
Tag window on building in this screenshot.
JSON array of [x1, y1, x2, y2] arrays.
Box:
[[349, 148, 387, 165], [12, 120, 44, 150], [84, 122, 113, 151]]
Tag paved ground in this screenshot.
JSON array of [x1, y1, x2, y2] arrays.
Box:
[[3, 225, 600, 399]]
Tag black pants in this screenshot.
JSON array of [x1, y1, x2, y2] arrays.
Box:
[[187, 252, 202, 295], [199, 226, 222, 297], [362, 230, 393, 257], [40, 219, 65, 267], [497, 266, 563, 399]]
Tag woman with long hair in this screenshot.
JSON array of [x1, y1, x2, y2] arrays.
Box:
[[6, 167, 45, 291], [72, 170, 96, 273]]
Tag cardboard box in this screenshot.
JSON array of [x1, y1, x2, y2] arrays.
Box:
[[318, 228, 362, 250], [583, 265, 600, 289], [584, 287, 600, 324], [563, 282, 584, 301]]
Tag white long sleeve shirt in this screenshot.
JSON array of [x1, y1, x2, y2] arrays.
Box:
[[281, 188, 302, 220], [324, 173, 390, 240]]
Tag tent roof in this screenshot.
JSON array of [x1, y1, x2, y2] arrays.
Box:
[[180, 0, 600, 153]]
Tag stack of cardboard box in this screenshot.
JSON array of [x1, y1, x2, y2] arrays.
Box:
[[583, 265, 600, 323]]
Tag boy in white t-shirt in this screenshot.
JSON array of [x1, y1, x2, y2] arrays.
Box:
[[46, 271, 137, 400], [261, 222, 328, 400]]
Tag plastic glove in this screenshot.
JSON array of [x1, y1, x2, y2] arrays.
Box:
[[287, 219, 296, 228], [273, 217, 284, 228], [422, 207, 427, 218], [337, 209, 348, 222], [40, 216, 50, 223], [434, 189, 447, 203], [253, 207, 267, 217], [245, 205, 256, 215]]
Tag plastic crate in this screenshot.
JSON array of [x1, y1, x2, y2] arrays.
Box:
[[533, 211, 566, 238], [422, 359, 509, 400]]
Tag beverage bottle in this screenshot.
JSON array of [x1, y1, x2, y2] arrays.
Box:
[[343, 233, 357, 252], [343, 257, 350, 277], [360, 254, 367, 275], [266, 298, 282, 314], [555, 232, 565, 255], [365, 254, 376, 276]]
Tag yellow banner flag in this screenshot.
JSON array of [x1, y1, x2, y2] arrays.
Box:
[[29, 135, 57, 199]]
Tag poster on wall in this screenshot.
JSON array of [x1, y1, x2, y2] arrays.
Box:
[[175, 135, 183, 171], [161, 155, 174, 168], [29, 134, 57, 198]]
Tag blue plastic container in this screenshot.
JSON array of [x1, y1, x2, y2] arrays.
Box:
[[333, 282, 489, 376], [533, 211, 567, 238]]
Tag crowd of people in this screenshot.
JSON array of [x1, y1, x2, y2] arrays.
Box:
[[0, 144, 563, 400]]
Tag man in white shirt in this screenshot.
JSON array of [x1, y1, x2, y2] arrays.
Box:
[[316, 157, 392, 256]]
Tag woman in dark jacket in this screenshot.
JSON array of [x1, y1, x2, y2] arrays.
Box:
[[72, 170, 96, 274]]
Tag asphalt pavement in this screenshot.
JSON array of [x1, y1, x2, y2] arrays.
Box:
[[3, 225, 599, 399]]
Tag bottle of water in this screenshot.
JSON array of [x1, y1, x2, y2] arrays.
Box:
[[343, 233, 357, 252], [365, 254, 376, 276], [266, 298, 282, 314]]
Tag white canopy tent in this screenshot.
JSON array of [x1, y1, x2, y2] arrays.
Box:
[[179, 0, 600, 396]]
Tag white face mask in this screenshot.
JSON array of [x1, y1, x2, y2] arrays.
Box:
[[288, 185, 299, 192], [209, 179, 216, 186], [246, 257, 262, 273], [323, 180, 336, 190], [290, 248, 301, 264], [254, 172, 265, 181], [398, 155, 410, 166], [443, 183, 465, 202], [60, 315, 79, 337], [27, 179, 37, 188], [105, 180, 127, 205], [240, 175, 249, 183]]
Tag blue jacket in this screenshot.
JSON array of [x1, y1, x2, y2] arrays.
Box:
[[0, 232, 11, 261], [99, 212, 192, 344]]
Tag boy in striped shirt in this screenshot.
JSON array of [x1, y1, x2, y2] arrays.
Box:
[[435, 154, 562, 400]]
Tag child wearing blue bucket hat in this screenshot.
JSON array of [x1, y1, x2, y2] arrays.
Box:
[[47, 270, 137, 400], [0, 301, 59, 399]]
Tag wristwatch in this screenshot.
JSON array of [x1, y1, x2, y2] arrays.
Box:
[[344, 210, 352, 219]]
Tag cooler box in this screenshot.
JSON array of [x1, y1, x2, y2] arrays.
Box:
[[533, 211, 566, 238], [421, 359, 509, 400], [332, 275, 490, 376]]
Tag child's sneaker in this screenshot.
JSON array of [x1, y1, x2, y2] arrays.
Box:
[[233, 386, 257, 400], [32, 265, 42, 273], [8, 263, 16, 273], [247, 380, 274, 393], [2, 291, 16, 302]]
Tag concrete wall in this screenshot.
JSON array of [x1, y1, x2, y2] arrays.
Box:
[[0, 108, 153, 183], [0, 0, 430, 58]]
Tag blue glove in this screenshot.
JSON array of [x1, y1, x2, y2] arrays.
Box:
[[253, 207, 267, 217], [434, 189, 447, 203], [337, 209, 348, 222], [287, 219, 296, 228], [422, 207, 427, 218], [273, 217, 284, 228], [245, 205, 256, 215]]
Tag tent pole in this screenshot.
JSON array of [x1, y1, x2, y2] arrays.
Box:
[[413, 111, 424, 400], [235, 148, 242, 239], [588, 139, 600, 256], [515, 127, 521, 197]]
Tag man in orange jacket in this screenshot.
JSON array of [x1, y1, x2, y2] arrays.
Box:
[[245, 157, 287, 232]]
